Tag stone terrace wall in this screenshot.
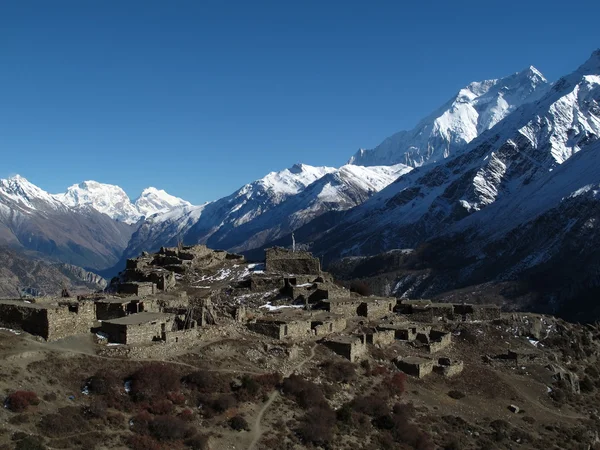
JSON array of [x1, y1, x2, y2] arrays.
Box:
[[0, 302, 49, 339], [265, 248, 321, 275]]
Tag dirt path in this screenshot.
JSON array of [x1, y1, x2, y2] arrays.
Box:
[[495, 370, 584, 420], [247, 344, 317, 450]]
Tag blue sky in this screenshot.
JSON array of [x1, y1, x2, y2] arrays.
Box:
[[1, 0, 598, 204]]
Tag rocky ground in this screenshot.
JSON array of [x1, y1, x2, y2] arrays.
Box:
[[0, 257, 599, 450]]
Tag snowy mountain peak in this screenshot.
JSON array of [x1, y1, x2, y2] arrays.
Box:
[[252, 164, 337, 196], [348, 65, 549, 168], [134, 187, 191, 219], [0, 175, 63, 210], [52, 180, 192, 224]]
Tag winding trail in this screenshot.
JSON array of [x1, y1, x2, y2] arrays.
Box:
[[247, 344, 317, 450]]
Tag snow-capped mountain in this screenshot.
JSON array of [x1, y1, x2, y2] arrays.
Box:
[[348, 66, 549, 168], [0, 175, 135, 270], [55, 181, 191, 224], [122, 163, 410, 259], [308, 50, 600, 262]]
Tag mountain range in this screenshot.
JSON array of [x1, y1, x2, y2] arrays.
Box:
[[2, 49, 599, 320]]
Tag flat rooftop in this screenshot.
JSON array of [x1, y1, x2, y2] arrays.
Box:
[[324, 296, 393, 304], [0, 299, 47, 309], [102, 312, 172, 326], [398, 356, 433, 365], [324, 335, 363, 344]]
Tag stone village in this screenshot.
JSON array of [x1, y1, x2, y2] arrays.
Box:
[[0, 244, 521, 381]]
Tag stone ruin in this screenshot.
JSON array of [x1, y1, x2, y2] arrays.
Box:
[[398, 299, 501, 322], [264, 247, 321, 275]]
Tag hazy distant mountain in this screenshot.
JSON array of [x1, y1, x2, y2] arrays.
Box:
[[122, 163, 411, 259], [348, 66, 549, 167]]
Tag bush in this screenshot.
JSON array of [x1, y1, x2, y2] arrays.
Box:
[[148, 399, 174, 415], [321, 361, 356, 383], [254, 372, 282, 390], [281, 374, 326, 409], [6, 391, 39, 413], [83, 400, 107, 420], [351, 395, 389, 417], [42, 393, 57, 402], [185, 434, 210, 450], [212, 394, 237, 413], [447, 390, 466, 400], [297, 406, 336, 445], [229, 415, 249, 431], [149, 415, 195, 441], [130, 410, 153, 435], [15, 436, 47, 450], [129, 364, 181, 402], [383, 373, 406, 396], [581, 376, 595, 393], [38, 407, 89, 438], [183, 371, 230, 393], [126, 435, 163, 450], [178, 408, 195, 422], [369, 365, 390, 377]]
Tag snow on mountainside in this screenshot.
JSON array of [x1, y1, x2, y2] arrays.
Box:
[[0, 175, 135, 270], [349, 66, 549, 168], [311, 50, 600, 261], [55, 181, 191, 224], [135, 187, 192, 219], [123, 163, 409, 259]]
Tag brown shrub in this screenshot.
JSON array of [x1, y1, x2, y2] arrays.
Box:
[[254, 372, 282, 390], [6, 391, 39, 413], [382, 372, 406, 396], [321, 361, 356, 383], [126, 434, 164, 450], [130, 410, 153, 435], [167, 391, 186, 405], [42, 392, 57, 402], [182, 370, 230, 393], [148, 399, 174, 415], [229, 415, 249, 431], [210, 394, 235, 413], [298, 405, 336, 445], [38, 407, 89, 438], [352, 395, 389, 417], [129, 364, 181, 402], [14, 435, 47, 450], [149, 415, 195, 441], [281, 374, 326, 409], [447, 390, 466, 400], [369, 365, 390, 377], [185, 434, 210, 450], [83, 400, 108, 420]]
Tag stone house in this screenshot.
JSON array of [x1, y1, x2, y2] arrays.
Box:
[[0, 299, 95, 341], [116, 282, 156, 297], [377, 322, 431, 342], [364, 328, 396, 346], [249, 311, 313, 340], [94, 297, 159, 321], [99, 312, 176, 345], [310, 312, 347, 337], [322, 335, 366, 362], [395, 356, 435, 378], [416, 330, 452, 353], [265, 247, 321, 275], [322, 297, 395, 320], [433, 358, 464, 377]]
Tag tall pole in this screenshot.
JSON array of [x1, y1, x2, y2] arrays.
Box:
[[292, 232, 296, 252]]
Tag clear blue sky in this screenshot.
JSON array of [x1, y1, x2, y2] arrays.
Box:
[[1, 0, 598, 204]]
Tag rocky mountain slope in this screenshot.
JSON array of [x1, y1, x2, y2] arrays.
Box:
[[0, 176, 135, 271], [0, 247, 106, 298], [348, 66, 549, 167], [122, 163, 411, 261]]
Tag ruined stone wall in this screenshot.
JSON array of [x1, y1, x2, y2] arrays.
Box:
[[365, 299, 394, 319], [164, 329, 199, 345], [280, 320, 312, 339], [427, 331, 452, 354], [395, 358, 434, 378], [0, 302, 49, 339], [95, 303, 126, 321], [101, 321, 165, 345], [265, 248, 320, 275], [471, 305, 501, 321], [117, 282, 156, 296], [312, 316, 346, 337], [327, 301, 361, 317], [369, 329, 396, 346], [322, 338, 365, 362], [433, 358, 464, 377], [248, 322, 281, 339]]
